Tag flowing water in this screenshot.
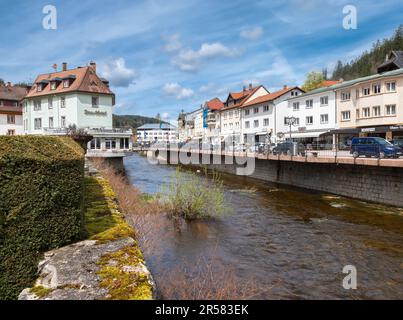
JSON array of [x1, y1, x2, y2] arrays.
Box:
[[124, 154, 403, 299]]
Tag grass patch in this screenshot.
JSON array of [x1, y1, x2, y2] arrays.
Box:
[[83, 177, 135, 242], [29, 286, 53, 299]]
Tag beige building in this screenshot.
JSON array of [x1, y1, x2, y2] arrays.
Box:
[[334, 68, 403, 145]]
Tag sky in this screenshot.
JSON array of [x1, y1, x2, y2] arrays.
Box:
[[0, 0, 402, 123]]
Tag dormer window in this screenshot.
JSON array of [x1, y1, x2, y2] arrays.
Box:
[[37, 84, 42, 92], [50, 82, 57, 90], [63, 80, 70, 88]]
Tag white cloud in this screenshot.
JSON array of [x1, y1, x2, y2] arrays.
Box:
[[162, 33, 183, 52], [161, 112, 170, 120], [173, 42, 240, 72], [100, 58, 137, 87], [162, 82, 194, 100], [240, 26, 263, 40]]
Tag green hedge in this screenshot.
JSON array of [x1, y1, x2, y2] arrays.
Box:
[[0, 136, 85, 299]]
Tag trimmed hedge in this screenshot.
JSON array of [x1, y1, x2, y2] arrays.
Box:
[[0, 136, 85, 299]]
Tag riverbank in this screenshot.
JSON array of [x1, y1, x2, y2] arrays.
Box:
[[19, 175, 154, 300]]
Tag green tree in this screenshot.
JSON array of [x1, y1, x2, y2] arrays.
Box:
[[0, 79, 4, 86], [301, 71, 324, 92]]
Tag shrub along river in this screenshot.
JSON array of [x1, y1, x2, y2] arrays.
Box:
[[124, 154, 403, 299]]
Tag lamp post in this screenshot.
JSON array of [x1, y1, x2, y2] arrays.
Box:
[[285, 116, 298, 141]]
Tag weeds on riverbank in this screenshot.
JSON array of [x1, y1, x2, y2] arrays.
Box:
[[161, 167, 228, 220]]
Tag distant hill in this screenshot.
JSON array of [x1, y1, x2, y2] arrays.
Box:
[[113, 114, 168, 130], [331, 25, 403, 80]]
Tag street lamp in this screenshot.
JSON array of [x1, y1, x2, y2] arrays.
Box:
[[285, 116, 298, 140]]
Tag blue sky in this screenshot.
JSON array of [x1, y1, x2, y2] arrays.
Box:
[[1, 0, 402, 122]]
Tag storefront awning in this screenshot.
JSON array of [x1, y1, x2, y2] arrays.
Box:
[[289, 131, 327, 139]]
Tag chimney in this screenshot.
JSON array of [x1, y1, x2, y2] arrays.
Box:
[[62, 62, 67, 71], [243, 85, 246, 92], [249, 83, 252, 90], [89, 61, 97, 73], [283, 85, 288, 90]]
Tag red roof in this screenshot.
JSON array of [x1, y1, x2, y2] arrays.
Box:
[[206, 97, 224, 110], [222, 86, 262, 110], [243, 86, 303, 107], [320, 80, 340, 87]]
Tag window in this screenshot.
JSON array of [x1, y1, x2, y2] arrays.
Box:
[[244, 109, 250, 116], [253, 107, 259, 114], [234, 110, 239, 117], [7, 129, 15, 136], [48, 98, 53, 109], [235, 122, 239, 128], [386, 82, 396, 92], [229, 111, 233, 119], [63, 80, 69, 88], [291, 91, 299, 97], [245, 121, 250, 129], [284, 117, 288, 125], [254, 120, 259, 128], [373, 83, 381, 94], [320, 114, 329, 124], [293, 102, 300, 111], [373, 106, 381, 117], [362, 107, 370, 118], [7, 115, 15, 124], [341, 111, 351, 121], [34, 118, 42, 130], [306, 116, 313, 125], [294, 118, 300, 126], [50, 82, 57, 90], [320, 96, 328, 106], [363, 87, 371, 96], [385, 104, 396, 115], [356, 109, 360, 119], [61, 116, 66, 128], [356, 89, 360, 99], [305, 100, 313, 109], [229, 123, 233, 129], [0, 100, 3, 106], [37, 84, 42, 92], [49, 117, 54, 128], [263, 118, 269, 127], [92, 96, 99, 108], [34, 100, 41, 111], [263, 105, 269, 112], [341, 91, 351, 101], [224, 112, 227, 119], [61, 96, 66, 108]]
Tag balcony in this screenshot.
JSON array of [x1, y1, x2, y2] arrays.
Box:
[[207, 115, 216, 124]]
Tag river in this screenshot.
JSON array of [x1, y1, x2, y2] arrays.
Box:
[[124, 154, 403, 299]]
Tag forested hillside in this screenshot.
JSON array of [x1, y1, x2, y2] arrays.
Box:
[[113, 114, 167, 129], [332, 25, 403, 80]]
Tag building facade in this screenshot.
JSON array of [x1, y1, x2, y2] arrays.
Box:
[[137, 123, 177, 143], [284, 86, 336, 145], [0, 83, 28, 135], [23, 62, 132, 155], [242, 86, 304, 144], [334, 68, 403, 145], [220, 84, 269, 143]]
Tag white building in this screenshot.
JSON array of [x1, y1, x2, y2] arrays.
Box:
[[137, 123, 177, 143], [23, 62, 132, 156], [242, 86, 304, 144], [0, 83, 28, 135], [284, 86, 337, 145]]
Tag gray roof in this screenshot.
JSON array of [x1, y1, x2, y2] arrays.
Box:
[[137, 123, 177, 130]]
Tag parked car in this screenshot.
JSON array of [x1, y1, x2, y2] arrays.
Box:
[[350, 137, 402, 158], [272, 142, 305, 156]]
